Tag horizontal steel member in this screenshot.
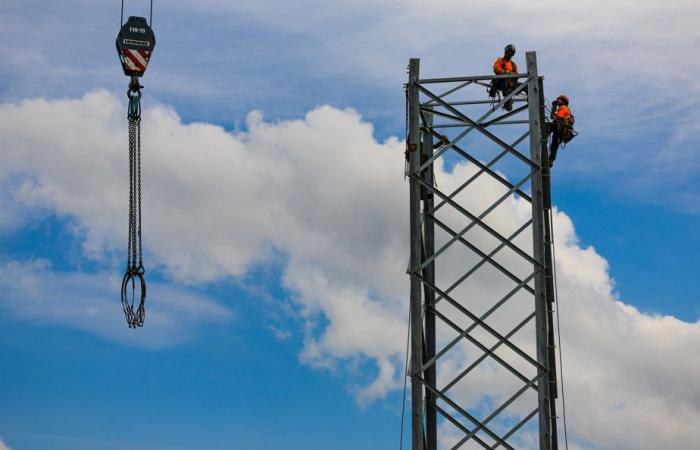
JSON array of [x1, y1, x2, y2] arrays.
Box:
[[418, 73, 527, 83], [417, 84, 538, 170], [422, 98, 527, 107], [422, 80, 473, 107], [433, 120, 529, 128]]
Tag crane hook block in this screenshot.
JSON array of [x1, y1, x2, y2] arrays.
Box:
[[116, 16, 156, 77]]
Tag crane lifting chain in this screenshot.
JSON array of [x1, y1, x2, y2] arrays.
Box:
[[121, 79, 146, 328], [116, 1, 155, 328]]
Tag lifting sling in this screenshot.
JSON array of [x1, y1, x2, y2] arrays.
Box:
[[116, 1, 155, 328]]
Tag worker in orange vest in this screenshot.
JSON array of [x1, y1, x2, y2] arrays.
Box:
[[489, 44, 519, 111], [548, 95, 575, 167]]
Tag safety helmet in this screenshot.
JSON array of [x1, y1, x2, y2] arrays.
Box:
[[504, 44, 516, 55], [556, 95, 569, 105]]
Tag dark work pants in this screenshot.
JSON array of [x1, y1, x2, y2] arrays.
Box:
[[491, 78, 517, 98], [549, 120, 565, 165]]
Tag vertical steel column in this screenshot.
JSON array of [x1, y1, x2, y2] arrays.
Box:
[[525, 51, 553, 450], [421, 109, 437, 450], [407, 58, 425, 450], [539, 77, 560, 450]]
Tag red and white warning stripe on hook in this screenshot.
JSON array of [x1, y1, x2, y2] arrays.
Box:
[[121, 49, 151, 73]]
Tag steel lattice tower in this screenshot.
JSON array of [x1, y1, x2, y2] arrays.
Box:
[[406, 52, 559, 450]]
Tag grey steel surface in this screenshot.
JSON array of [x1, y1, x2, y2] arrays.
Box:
[[419, 73, 527, 83], [525, 52, 554, 450], [406, 52, 558, 450], [425, 98, 528, 107], [422, 109, 437, 450], [407, 58, 424, 450], [539, 75, 560, 445]]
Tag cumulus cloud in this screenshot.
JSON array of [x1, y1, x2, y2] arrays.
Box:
[[3, 1, 700, 176], [0, 92, 699, 448], [0, 438, 9, 450]]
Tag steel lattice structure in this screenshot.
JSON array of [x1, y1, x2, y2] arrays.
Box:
[[406, 52, 559, 450]]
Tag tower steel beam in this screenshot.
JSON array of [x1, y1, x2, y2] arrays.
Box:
[[407, 58, 425, 450], [422, 108, 438, 450], [406, 51, 559, 450], [525, 51, 555, 450]]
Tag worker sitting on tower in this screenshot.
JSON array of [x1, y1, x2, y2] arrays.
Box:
[[489, 44, 519, 111], [548, 95, 576, 167]]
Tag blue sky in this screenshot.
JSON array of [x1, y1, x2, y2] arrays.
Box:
[[1, 1, 699, 449]]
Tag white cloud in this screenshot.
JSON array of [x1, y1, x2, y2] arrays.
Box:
[[0, 438, 10, 450], [4, 1, 700, 175], [0, 92, 699, 448], [0, 257, 232, 348]]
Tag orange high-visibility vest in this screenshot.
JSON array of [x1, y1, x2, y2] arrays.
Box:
[[493, 57, 518, 75], [555, 105, 572, 121]]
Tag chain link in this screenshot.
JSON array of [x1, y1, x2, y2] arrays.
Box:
[[122, 87, 146, 328], [137, 116, 143, 270]]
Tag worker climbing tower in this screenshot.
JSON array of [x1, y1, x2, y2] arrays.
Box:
[[405, 52, 560, 450]]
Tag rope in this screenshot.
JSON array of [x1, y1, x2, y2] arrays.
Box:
[[399, 307, 411, 450], [548, 208, 569, 449]]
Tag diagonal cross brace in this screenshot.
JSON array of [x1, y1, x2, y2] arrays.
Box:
[[417, 274, 543, 370], [493, 408, 540, 450], [416, 178, 538, 267], [422, 272, 535, 372], [417, 83, 537, 171], [422, 107, 535, 170], [450, 375, 539, 450], [419, 171, 534, 271], [441, 311, 537, 395], [434, 404, 503, 450], [422, 80, 473, 106], [417, 80, 531, 173], [431, 216, 536, 293], [481, 105, 529, 127], [431, 307, 536, 386], [432, 220, 535, 308], [421, 127, 532, 206], [422, 381, 516, 450]]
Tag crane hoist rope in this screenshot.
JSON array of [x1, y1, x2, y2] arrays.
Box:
[[116, 2, 155, 328]]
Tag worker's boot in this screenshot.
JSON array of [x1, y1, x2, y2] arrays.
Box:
[[488, 82, 497, 98], [503, 99, 513, 111]]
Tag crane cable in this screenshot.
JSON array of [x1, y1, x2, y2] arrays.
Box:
[[121, 0, 153, 27], [399, 306, 410, 450], [548, 207, 570, 449]]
